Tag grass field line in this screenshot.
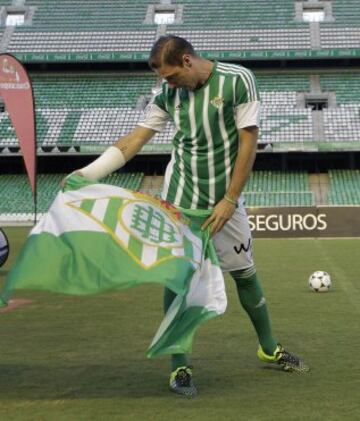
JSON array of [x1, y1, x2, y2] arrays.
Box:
[[314, 240, 360, 312]]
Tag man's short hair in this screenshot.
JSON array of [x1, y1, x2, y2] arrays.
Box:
[[149, 35, 196, 69]]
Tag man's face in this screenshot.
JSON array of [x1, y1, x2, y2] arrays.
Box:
[[155, 60, 198, 91]]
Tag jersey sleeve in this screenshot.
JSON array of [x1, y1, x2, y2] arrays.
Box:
[[138, 87, 170, 133], [234, 69, 261, 129]]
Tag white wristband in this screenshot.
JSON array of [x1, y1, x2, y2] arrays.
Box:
[[79, 146, 126, 181]]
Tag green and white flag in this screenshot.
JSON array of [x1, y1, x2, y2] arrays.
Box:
[[1, 175, 227, 357]]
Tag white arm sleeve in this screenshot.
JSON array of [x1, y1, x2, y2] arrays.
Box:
[[79, 146, 126, 181], [138, 103, 170, 133], [235, 100, 260, 129]]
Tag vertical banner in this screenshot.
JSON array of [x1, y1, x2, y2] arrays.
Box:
[[0, 54, 36, 202]]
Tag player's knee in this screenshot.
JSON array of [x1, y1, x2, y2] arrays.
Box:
[[230, 266, 256, 287]]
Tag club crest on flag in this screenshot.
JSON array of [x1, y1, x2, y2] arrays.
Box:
[[66, 192, 198, 270], [120, 200, 182, 248]]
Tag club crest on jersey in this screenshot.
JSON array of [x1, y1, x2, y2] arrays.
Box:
[[210, 96, 224, 108]]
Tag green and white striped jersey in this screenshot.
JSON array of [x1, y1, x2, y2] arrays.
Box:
[[139, 61, 260, 210]]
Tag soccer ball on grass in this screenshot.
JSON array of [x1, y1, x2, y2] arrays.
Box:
[[308, 271, 331, 292]]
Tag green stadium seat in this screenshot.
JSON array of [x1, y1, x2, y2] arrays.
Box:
[[320, 74, 360, 104], [243, 171, 315, 207], [4, 1, 155, 30], [170, 0, 307, 29], [328, 170, 360, 205], [0, 0, 358, 61], [0, 172, 145, 217]]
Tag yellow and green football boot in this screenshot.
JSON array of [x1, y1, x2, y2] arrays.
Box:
[[257, 344, 310, 373], [169, 366, 197, 397]]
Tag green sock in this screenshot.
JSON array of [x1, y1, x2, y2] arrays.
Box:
[[163, 287, 189, 371], [230, 268, 277, 356]]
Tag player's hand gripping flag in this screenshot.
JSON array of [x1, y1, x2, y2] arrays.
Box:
[[0, 175, 227, 357]]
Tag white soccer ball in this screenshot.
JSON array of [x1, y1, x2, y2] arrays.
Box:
[[308, 271, 331, 292]]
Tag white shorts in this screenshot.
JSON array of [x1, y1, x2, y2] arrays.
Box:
[[212, 204, 254, 272]]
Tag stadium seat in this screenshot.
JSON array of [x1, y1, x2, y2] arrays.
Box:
[[320, 74, 360, 104], [328, 170, 360, 205], [1, 0, 359, 59], [167, 28, 311, 51], [0, 172, 144, 218], [320, 0, 360, 48], [243, 171, 315, 207]]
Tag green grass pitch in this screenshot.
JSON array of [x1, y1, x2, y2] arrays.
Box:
[[0, 227, 359, 420]]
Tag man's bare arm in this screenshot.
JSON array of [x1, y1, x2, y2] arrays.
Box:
[[61, 126, 157, 188], [225, 126, 258, 200], [114, 125, 157, 161], [202, 126, 258, 235]]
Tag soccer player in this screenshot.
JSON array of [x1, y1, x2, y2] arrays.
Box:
[[68, 35, 309, 397]]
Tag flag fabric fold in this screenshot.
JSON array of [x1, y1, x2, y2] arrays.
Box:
[[1, 176, 227, 357]]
